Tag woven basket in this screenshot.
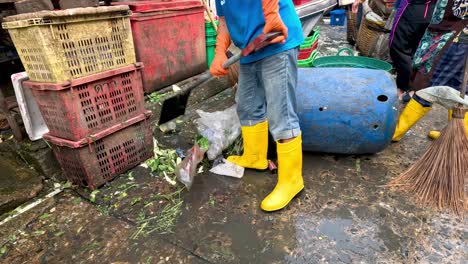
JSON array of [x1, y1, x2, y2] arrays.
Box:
[[356, 18, 384, 57], [369, 0, 393, 18], [347, 10, 358, 44]]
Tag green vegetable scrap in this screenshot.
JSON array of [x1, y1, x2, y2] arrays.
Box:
[[209, 194, 215, 207], [197, 137, 210, 151], [82, 241, 100, 251], [356, 158, 361, 177], [54, 231, 65, 237], [131, 187, 184, 239], [62, 181, 73, 189], [8, 234, 17, 242], [39, 213, 50, 220], [33, 230, 46, 236], [71, 197, 81, 205], [90, 190, 100, 203], [145, 145, 181, 180], [146, 93, 165, 104], [0, 245, 7, 257], [146, 91, 172, 104], [131, 197, 142, 206]]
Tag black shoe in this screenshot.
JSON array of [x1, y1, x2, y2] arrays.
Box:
[[402, 92, 412, 104]]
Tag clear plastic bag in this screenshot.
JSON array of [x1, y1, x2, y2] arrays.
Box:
[[416, 86, 468, 109], [195, 105, 241, 160], [175, 144, 206, 190]]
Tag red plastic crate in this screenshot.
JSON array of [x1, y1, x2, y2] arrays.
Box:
[[311, 39, 319, 51], [23, 64, 146, 141], [299, 48, 313, 60], [293, 0, 313, 5], [298, 41, 319, 60], [43, 112, 154, 190], [114, 1, 206, 92]]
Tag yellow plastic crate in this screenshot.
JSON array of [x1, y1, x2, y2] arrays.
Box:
[[2, 6, 136, 83]]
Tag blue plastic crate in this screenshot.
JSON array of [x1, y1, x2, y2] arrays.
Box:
[[330, 9, 346, 26]]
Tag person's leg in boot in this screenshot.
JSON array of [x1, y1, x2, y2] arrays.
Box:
[[389, 2, 434, 102], [392, 94, 432, 142], [259, 48, 303, 211], [227, 62, 269, 170]]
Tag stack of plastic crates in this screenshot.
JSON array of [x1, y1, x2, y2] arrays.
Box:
[[298, 28, 320, 68], [2, 6, 154, 189]]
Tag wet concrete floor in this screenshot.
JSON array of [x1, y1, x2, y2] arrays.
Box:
[[1, 20, 467, 264]]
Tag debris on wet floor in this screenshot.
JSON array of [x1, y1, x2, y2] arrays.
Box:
[[1, 20, 467, 264]]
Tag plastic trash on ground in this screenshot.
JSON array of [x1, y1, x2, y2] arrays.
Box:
[[416, 86, 468, 109], [195, 105, 241, 160], [210, 158, 244, 179], [175, 144, 206, 190]]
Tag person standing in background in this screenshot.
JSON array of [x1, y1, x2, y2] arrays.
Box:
[[389, 0, 435, 103], [391, 0, 468, 142]]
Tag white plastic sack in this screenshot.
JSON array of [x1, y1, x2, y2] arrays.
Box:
[[210, 159, 244, 179], [195, 105, 241, 160], [416, 86, 468, 109]]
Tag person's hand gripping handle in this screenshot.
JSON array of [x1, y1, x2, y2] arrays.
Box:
[[209, 18, 231, 77], [262, 0, 288, 44]]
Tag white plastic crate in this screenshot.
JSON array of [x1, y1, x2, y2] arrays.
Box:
[[11, 72, 49, 141]]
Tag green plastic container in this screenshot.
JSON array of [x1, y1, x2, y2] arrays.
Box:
[[206, 35, 216, 43], [298, 50, 318, 68], [205, 21, 219, 68], [312, 48, 393, 72], [205, 21, 218, 37], [206, 38, 216, 68], [300, 30, 320, 49]]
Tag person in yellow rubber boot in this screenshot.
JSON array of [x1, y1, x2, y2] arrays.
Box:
[[392, 0, 468, 142], [210, 0, 304, 211], [392, 94, 432, 142]]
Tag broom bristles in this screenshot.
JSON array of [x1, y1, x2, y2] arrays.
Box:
[[389, 107, 468, 216]]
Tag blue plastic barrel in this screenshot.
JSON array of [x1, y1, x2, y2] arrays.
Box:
[[296, 68, 398, 154]]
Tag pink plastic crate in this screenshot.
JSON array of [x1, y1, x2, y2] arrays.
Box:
[[114, 1, 206, 92], [23, 63, 146, 141], [43, 112, 153, 189]]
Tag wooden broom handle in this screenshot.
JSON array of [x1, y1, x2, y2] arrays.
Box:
[[460, 54, 468, 99], [202, 0, 218, 31]]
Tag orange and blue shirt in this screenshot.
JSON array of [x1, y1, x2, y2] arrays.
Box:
[[215, 0, 304, 64]]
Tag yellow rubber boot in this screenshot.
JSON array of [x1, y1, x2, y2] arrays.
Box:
[[428, 109, 453, 140], [392, 98, 432, 142], [261, 134, 304, 212], [227, 121, 268, 170]]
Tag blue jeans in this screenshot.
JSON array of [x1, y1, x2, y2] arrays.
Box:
[[236, 48, 301, 141]]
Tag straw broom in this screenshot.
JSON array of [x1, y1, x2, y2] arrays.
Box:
[[389, 56, 468, 216]]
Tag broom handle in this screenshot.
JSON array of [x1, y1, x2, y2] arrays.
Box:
[[460, 54, 468, 99], [202, 0, 218, 31]]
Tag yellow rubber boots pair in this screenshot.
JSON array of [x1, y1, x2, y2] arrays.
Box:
[[228, 121, 303, 211], [392, 98, 432, 142]]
